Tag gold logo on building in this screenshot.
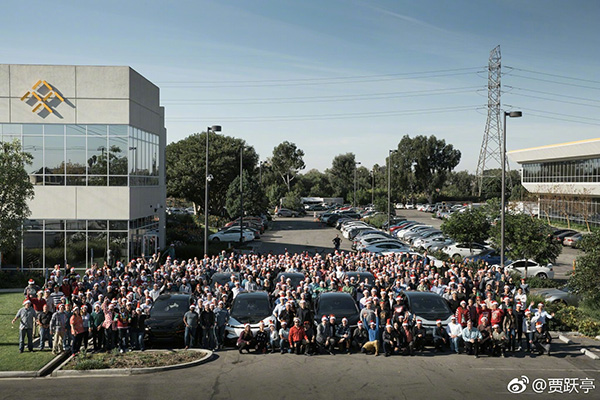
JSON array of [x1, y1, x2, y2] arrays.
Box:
[[20, 80, 64, 114]]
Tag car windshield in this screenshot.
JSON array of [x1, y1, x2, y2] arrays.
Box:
[[151, 298, 190, 317], [409, 295, 452, 315], [317, 296, 358, 315], [231, 297, 272, 324]]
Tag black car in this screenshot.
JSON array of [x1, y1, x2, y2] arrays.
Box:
[[226, 291, 274, 343], [401, 291, 453, 340], [275, 272, 306, 289], [210, 272, 240, 290], [145, 293, 192, 345], [314, 292, 360, 327]]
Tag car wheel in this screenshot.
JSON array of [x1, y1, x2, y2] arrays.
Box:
[[212, 237, 220, 242], [452, 254, 461, 259], [537, 273, 548, 279]]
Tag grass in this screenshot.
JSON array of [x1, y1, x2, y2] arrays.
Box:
[[64, 349, 207, 370], [0, 293, 57, 371]]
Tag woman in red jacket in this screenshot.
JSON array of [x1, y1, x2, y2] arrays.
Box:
[[70, 306, 85, 355]]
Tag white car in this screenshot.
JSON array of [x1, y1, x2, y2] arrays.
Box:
[[502, 259, 555, 279], [209, 227, 255, 242], [276, 208, 299, 217], [356, 238, 404, 252], [363, 242, 410, 254], [225, 292, 274, 342], [412, 232, 446, 248], [397, 225, 434, 241], [395, 203, 405, 209], [441, 242, 490, 258], [405, 202, 415, 209], [416, 236, 453, 250]]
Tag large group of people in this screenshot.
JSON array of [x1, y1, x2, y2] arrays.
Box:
[[12, 248, 555, 358]]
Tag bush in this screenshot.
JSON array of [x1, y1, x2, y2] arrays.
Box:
[[363, 214, 387, 229], [0, 270, 45, 289], [553, 306, 583, 331], [578, 319, 600, 337], [525, 277, 563, 289]]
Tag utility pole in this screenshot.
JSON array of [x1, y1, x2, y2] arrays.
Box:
[[239, 145, 244, 245]]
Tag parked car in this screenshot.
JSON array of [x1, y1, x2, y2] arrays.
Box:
[[225, 291, 274, 343], [276, 208, 300, 217], [209, 227, 255, 242], [441, 242, 490, 259], [529, 286, 580, 306], [551, 229, 577, 244], [418, 236, 454, 251], [355, 237, 403, 252], [314, 292, 360, 327], [345, 272, 375, 288], [502, 259, 554, 279], [210, 272, 240, 290], [563, 232, 584, 248], [145, 293, 192, 345], [405, 202, 415, 209], [400, 291, 453, 340], [363, 242, 410, 254], [463, 249, 505, 265]]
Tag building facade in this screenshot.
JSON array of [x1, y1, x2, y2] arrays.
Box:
[[509, 139, 600, 228], [0, 64, 166, 271]]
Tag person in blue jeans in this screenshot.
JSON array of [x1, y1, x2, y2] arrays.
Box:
[[279, 321, 290, 353], [12, 299, 36, 353], [37, 304, 53, 351], [183, 305, 199, 349]]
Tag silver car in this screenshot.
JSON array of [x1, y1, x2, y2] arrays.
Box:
[[529, 287, 580, 306]]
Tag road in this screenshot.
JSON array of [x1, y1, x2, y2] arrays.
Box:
[[1, 216, 597, 400]]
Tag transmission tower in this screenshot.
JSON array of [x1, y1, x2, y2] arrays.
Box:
[[476, 45, 511, 197]]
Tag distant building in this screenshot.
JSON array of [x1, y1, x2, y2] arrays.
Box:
[[0, 64, 166, 271], [509, 138, 600, 228]]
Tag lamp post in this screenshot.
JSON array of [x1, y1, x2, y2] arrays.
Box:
[[239, 145, 244, 245], [388, 149, 397, 233], [371, 167, 375, 206], [501, 111, 522, 269], [354, 161, 361, 207], [204, 125, 221, 257]]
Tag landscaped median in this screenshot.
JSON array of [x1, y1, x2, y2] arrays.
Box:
[[52, 349, 213, 377]]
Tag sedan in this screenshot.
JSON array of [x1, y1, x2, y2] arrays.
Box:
[[209, 227, 255, 242], [413, 235, 450, 250], [276, 208, 299, 217], [463, 249, 505, 265], [363, 242, 410, 254], [314, 292, 360, 327], [226, 291, 274, 343], [503, 259, 554, 279], [145, 293, 192, 346], [442, 242, 490, 258], [529, 287, 580, 306], [563, 233, 584, 248]]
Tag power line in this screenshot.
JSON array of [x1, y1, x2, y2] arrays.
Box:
[[505, 66, 600, 85], [504, 105, 600, 124], [504, 86, 600, 104], [162, 86, 484, 105], [507, 73, 600, 91], [166, 104, 482, 123], [159, 70, 485, 88], [503, 91, 600, 109]]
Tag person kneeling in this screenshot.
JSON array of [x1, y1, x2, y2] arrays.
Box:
[[238, 324, 255, 354], [491, 324, 508, 357], [382, 324, 400, 357], [532, 322, 552, 356]]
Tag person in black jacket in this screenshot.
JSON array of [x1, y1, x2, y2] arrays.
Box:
[[433, 320, 449, 352], [352, 321, 369, 351], [200, 303, 216, 350], [413, 319, 427, 352], [255, 321, 269, 354], [532, 322, 552, 355], [382, 324, 400, 357]]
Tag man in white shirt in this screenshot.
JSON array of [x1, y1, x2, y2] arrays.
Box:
[[446, 315, 463, 354]]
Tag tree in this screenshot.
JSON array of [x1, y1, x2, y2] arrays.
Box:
[[443, 170, 476, 198], [393, 135, 461, 203], [225, 171, 268, 218], [166, 132, 258, 216], [0, 139, 34, 261], [441, 208, 490, 246], [269, 141, 305, 192], [489, 214, 561, 264], [296, 169, 333, 197], [569, 231, 600, 307], [326, 153, 356, 202]]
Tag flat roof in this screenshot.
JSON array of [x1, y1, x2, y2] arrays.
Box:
[[508, 138, 600, 164]]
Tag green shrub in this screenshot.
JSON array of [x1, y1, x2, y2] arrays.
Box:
[[553, 306, 582, 331], [363, 214, 387, 228], [578, 319, 600, 337], [526, 277, 563, 289], [0, 270, 46, 289]]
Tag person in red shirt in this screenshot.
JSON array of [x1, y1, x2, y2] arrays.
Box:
[[455, 300, 469, 328], [288, 317, 306, 355], [490, 301, 504, 327], [477, 302, 491, 325]]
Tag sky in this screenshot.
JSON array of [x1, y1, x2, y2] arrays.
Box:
[[2, 0, 599, 173]]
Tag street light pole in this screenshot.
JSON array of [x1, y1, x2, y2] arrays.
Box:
[[204, 125, 221, 257], [354, 161, 361, 207], [371, 167, 375, 206], [501, 111, 522, 269], [387, 150, 398, 233]]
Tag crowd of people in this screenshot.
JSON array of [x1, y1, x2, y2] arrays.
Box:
[[12, 248, 554, 358]]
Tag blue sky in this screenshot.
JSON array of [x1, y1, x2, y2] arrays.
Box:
[[2, 0, 599, 172]]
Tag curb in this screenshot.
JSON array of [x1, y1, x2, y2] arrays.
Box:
[[558, 334, 572, 344], [580, 348, 600, 360], [52, 349, 214, 377], [0, 351, 70, 379]]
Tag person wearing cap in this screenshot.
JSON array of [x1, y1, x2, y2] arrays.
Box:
[[461, 320, 482, 357], [255, 321, 269, 354], [352, 321, 368, 351], [413, 319, 427, 352], [446, 316, 463, 354], [12, 299, 36, 353], [268, 322, 279, 353], [130, 307, 147, 351], [70, 306, 85, 355], [361, 315, 380, 356], [200, 302, 216, 350], [514, 302, 525, 351], [295, 299, 314, 326], [477, 316, 492, 356], [50, 304, 68, 354], [491, 324, 508, 357], [63, 302, 73, 352], [214, 301, 229, 350], [531, 302, 554, 332], [433, 320, 449, 352], [316, 316, 334, 355], [532, 321, 552, 355], [23, 278, 40, 297], [278, 321, 291, 354], [382, 323, 400, 357], [303, 320, 317, 356], [289, 318, 306, 355], [399, 321, 415, 356], [335, 317, 351, 354], [183, 305, 199, 350], [455, 300, 469, 328], [502, 306, 518, 352], [80, 305, 91, 352], [523, 309, 536, 353], [237, 324, 255, 354]]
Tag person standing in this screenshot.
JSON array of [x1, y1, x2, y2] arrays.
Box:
[[130, 308, 147, 351], [200, 303, 216, 350], [214, 301, 229, 350], [12, 299, 36, 353], [37, 304, 53, 351], [50, 304, 68, 354], [90, 304, 105, 352], [70, 307, 85, 355], [183, 305, 199, 350], [80, 305, 91, 352], [332, 235, 341, 251]]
